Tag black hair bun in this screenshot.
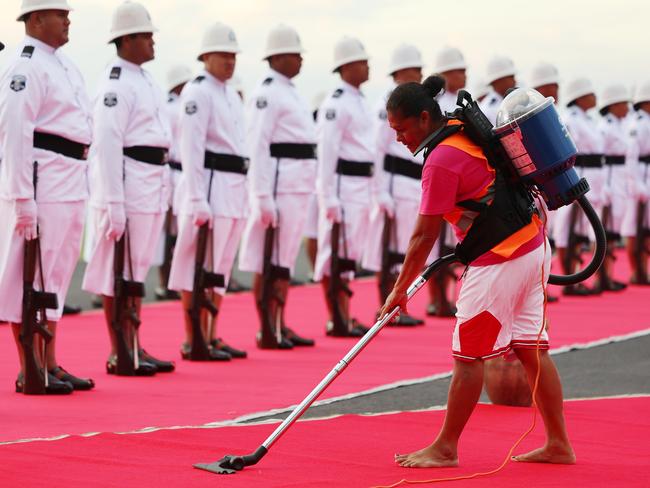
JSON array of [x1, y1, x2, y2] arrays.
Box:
[[422, 75, 445, 98]]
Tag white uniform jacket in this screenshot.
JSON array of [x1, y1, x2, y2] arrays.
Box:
[[88, 57, 171, 214], [599, 112, 632, 200], [175, 71, 248, 219], [478, 88, 503, 126], [437, 90, 460, 115], [626, 110, 650, 199], [0, 36, 92, 202], [375, 84, 423, 202], [317, 81, 376, 206], [247, 69, 317, 197]]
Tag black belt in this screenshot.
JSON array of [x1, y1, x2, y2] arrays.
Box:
[[639, 155, 650, 165], [270, 143, 316, 159], [204, 151, 249, 174], [33, 131, 89, 160], [604, 155, 625, 166], [384, 154, 422, 180], [168, 161, 182, 171], [574, 154, 603, 168], [124, 146, 168, 165], [336, 158, 374, 177]]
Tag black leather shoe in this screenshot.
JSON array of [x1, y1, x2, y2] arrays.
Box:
[[426, 303, 457, 317], [562, 284, 594, 296], [389, 313, 424, 327], [106, 355, 158, 376], [227, 278, 250, 293], [630, 275, 650, 286], [210, 338, 247, 358], [154, 287, 180, 300], [62, 303, 82, 315], [281, 327, 315, 346], [49, 366, 94, 391], [349, 319, 370, 337], [546, 294, 559, 303], [91, 295, 104, 309], [15, 372, 73, 395], [139, 349, 176, 372], [180, 343, 231, 361], [256, 332, 294, 350], [601, 280, 627, 292]]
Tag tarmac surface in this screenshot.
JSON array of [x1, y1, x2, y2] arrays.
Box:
[[64, 260, 650, 424]]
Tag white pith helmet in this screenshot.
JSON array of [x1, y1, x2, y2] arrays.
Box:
[[263, 24, 304, 59], [166, 64, 192, 92], [197, 22, 240, 60], [17, 0, 73, 21], [633, 81, 650, 107], [433, 46, 466, 73], [472, 79, 489, 100], [332, 36, 369, 72], [564, 77, 595, 105], [529, 62, 559, 89], [108, 1, 156, 44], [600, 84, 629, 109], [485, 55, 516, 84], [387, 44, 423, 75]]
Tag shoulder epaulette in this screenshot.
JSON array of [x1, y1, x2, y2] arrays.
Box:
[[332, 88, 343, 98], [262, 77, 273, 86], [109, 66, 121, 80], [192, 75, 205, 84], [21, 45, 34, 59], [167, 94, 174, 103]]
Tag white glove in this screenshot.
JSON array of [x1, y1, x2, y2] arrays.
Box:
[[14, 198, 37, 241], [601, 184, 612, 206], [325, 197, 342, 223], [376, 192, 395, 218], [257, 195, 277, 227], [106, 202, 126, 241], [191, 199, 212, 227]]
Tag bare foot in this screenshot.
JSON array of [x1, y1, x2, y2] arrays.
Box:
[[394, 445, 459, 468], [512, 444, 576, 464]]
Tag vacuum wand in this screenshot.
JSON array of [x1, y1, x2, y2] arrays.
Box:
[[193, 253, 459, 475]]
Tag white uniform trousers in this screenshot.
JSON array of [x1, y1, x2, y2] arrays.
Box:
[[314, 200, 371, 281], [622, 199, 650, 238], [239, 193, 311, 275], [168, 214, 245, 295], [0, 200, 85, 323], [82, 209, 164, 297], [303, 194, 319, 239], [361, 198, 419, 272]]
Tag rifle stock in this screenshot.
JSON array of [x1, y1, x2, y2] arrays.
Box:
[[328, 222, 355, 335], [636, 201, 650, 277], [188, 223, 223, 360], [112, 235, 145, 375], [20, 237, 57, 394]]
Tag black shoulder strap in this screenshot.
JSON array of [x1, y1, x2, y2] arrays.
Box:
[[414, 122, 462, 160]]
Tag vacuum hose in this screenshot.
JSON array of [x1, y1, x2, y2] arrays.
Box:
[[548, 195, 607, 286]]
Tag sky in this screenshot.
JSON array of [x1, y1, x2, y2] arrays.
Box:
[[1, 0, 648, 107]]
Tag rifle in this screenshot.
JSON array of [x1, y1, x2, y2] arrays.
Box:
[[328, 221, 356, 336], [378, 214, 405, 302], [20, 238, 57, 394], [111, 231, 145, 375], [160, 207, 177, 293], [187, 223, 223, 359], [597, 204, 616, 285], [256, 226, 290, 347], [564, 202, 590, 275], [432, 222, 458, 316]]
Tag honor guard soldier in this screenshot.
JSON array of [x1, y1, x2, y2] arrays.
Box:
[[0, 0, 94, 394], [529, 62, 561, 302], [361, 44, 424, 326], [313, 36, 374, 337], [597, 84, 632, 291], [82, 1, 175, 376], [622, 81, 650, 284], [239, 25, 317, 349], [480, 56, 517, 125], [426, 46, 470, 316], [153, 64, 193, 301], [167, 22, 248, 361], [553, 78, 604, 296]]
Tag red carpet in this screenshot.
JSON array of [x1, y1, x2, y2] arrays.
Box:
[[0, 396, 648, 487], [0, 251, 649, 443]]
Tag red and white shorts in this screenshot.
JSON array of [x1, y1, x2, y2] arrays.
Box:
[[452, 240, 551, 362]]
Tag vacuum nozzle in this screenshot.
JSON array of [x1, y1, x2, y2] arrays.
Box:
[[194, 446, 267, 475]]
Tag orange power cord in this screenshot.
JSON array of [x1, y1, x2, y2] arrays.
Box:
[[373, 199, 551, 488]]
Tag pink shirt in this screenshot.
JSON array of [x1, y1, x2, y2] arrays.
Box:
[[419, 144, 542, 266]]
